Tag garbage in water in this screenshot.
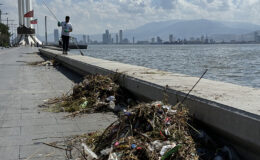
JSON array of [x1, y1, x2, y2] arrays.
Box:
[[40, 74, 137, 117]]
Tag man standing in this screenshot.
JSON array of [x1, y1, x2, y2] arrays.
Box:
[[58, 16, 72, 54]]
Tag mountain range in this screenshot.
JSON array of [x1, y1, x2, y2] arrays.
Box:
[[39, 19, 260, 42]]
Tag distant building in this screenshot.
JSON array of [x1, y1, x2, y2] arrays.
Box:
[[157, 36, 162, 44], [151, 38, 155, 44], [169, 34, 174, 43], [116, 34, 119, 44], [119, 30, 123, 44], [87, 35, 90, 43], [137, 41, 149, 44], [54, 29, 59, 43], [102, 30, 112, 44], [83, 35, 87, 44], [133, 37, 135, 44], [121, 38, 129, 44], [254, 31, 260, 42], [201, 35, 205, 43]]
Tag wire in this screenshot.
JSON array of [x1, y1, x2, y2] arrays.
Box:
[[41, 0, 59, 22]]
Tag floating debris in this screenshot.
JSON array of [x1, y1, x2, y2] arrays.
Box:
[[40, 75, 137, 117]]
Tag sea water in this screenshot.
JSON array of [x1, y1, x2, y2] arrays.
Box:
[[71, 44, 260, 88]]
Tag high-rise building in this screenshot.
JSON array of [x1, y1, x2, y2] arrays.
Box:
[[133, 37, 135, 44], [83, 35, 87, 44], [116, 34, 119, 44], [87, 35, 90, 43], [157, 36, 162, 44], [102, 30, 112, 44], [119, 30, 123, 44], [54, 29, 59, 43], [151, 38, 155, 44], [169, 34, 173, 43]]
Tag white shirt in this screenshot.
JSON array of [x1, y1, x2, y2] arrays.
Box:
[[61, 22, 72, 37]]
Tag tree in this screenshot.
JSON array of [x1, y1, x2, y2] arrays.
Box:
[[0, 23, 10, 47]]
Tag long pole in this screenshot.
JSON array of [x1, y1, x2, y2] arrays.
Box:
[[45, 16, 47, 45]]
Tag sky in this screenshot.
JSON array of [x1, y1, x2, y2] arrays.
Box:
[[1, 0, 260, 36]]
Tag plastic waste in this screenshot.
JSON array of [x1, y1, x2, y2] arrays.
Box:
[[161, 144, 181, 160], [108, 153, 118, 160], [165, 128, 170, 135], [100, 147, 112, 156], [80, 101, 88, 109], [162, 105, 171, 110], [114, 142, 119, 146], [106, 96, 116, 102], [109, 101, 116, 110], [152, 101, 163, 107], [151, 140, 163, 151], [160, 144, 176, 156], [131, 144, 137, 149], [81, 143, 98, 159]]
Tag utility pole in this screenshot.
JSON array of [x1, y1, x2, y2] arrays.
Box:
[[45, 16, 47, 45]]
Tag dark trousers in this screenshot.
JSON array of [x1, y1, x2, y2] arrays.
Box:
[[62, 35, 70, 52]]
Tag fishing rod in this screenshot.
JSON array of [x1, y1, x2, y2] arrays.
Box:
[[41, 0, 85, 56], [70, 36, 84, 56], [41, 0, 59, 22]]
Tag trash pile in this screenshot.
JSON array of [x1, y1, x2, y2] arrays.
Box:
[[39, 74, 240, 160], [75, 101, 198, 160], [40, 75, 137, 116], [27, 59, 58, 66], [53, 101, 239, 160]]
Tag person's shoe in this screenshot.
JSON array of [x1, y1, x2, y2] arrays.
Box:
[[64, 51, 68, 55]]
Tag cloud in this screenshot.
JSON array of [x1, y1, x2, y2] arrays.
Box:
[[1, 0, 260, 38]]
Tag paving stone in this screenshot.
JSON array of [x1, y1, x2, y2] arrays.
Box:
[[0, 146, 19, 160], [0, 47, 118, 160], [19, 144, 65, 159], [0, 127, 20, 137]]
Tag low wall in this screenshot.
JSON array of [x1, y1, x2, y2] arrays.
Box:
[[39, 48, 260, 159]]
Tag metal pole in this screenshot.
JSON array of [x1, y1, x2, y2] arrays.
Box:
[[45, 16, 47, 45], [0, 10, 2, 23]]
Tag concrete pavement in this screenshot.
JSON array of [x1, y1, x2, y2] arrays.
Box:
[[0, 47, 117, 160]]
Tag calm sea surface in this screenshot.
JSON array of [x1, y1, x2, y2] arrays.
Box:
[[71, 44, 260, 88]]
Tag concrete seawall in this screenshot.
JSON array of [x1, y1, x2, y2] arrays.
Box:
[[39, 48, 260, 159]]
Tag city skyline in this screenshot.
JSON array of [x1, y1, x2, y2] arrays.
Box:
[[1, 0, 260, 36], [51, 28, 259, 45]]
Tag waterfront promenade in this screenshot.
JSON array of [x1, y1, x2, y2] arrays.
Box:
[[0, 47, 117, 159], [40, 48, 260, 159]]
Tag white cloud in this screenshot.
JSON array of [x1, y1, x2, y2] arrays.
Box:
[[1, 0, 260, 37]]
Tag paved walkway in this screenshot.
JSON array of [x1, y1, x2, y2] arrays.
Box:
[[0, 47, 117, 160]]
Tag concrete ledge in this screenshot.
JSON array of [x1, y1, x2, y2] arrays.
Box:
[[39, 48, 260, 159]]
